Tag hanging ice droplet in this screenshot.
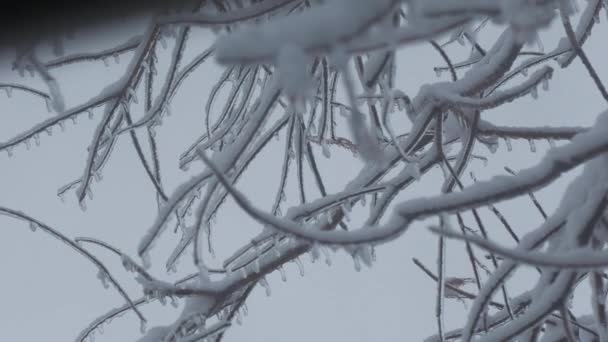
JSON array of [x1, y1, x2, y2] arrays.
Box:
[[547, 138, 556, 148], [322, 143, 331, 158], [294, 257, 305, 277], [6, 147, 14, 158], [528, 139, 536, 153], [170, 296, 179, 308], [139, 320, 147, 334], [254, 258, 261, 274], [310, 243, 320, 263], [521, 68, 528, 76], [259, 277, 271, 297], [164, 104, 172, 117], [407, 162, 421, 181], [102, 57, 110, 67], [278, 266, 287, 282], [128, 88, 138, 104], [88, 109, 94, 119], [45, 127, 53, 136], [94, 171, 103, 182], [45, 97, 53, 112], [353, 255, 361, 272], [4, 87, 12, 97], [113, 53, 120, 64], [24, 139, 32, 150], [360, 195, 367, 206], [233, 309, 243, 326], [79, 199, 88, 212], [59, 121, 66, 131], [542, 77, 549, 91], [488, 141, 498, 154], [321, 246, 332, 266], [29, 221, 38, 232], [241, 303, 249, 316], [97, 270, 110, 289], [530, 86, 538, 99], [504, 137, 512, 152], [456, 34, 465, 46], [435, 68, 442, 78]]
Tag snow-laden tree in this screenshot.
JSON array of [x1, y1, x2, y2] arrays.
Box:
[[2, 0, 608, 341]]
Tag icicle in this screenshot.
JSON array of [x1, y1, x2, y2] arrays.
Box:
[[254, 258, 261, 274], [278, 266, 287, 282], [6, 147, 13, 158], [97, 270, 110, 289], [353, 255, 361, 272], [45, 97, 53, 112], [140, 320, 147, 334], [530, 86, 538, 99], [457, 34, 465, 46], [339, 105, 349, 117], [94, 171, 103, 182], [242, 303, 249, 316], [548, 138, 556, 148], [4, 87, 12, 97], [79, 199, 87, 212], [542, 77, 549, 91], [128, 88, 138, 104], [170, 296, 179, 308], [142, 252, 151, 269], [407, 162, 421, 181], [528, 139, 536, 153], [113, 53, 120, 64], [321, 143, 331, 158], [308, 121, 317, 136], [371, 245, 376, 262], [164, 104, 172, 117], [86, 187, 94, 200], [24, 139, 31, 150], [58, 192, 65, 203], [294, 257, 305, 277], [535, 33, 544, 52], [59, 121, 66, 131], [259, 277, 271, 297], [71, 116, 78, 125], [310, 243, 320, 263], [102, 57, 110, 67], [435, 68, 443, 78], [235, 309, 243, 325], [360, 195, 367, 206], [45, 127, 53, 136], [504, 137, 512, 152], [29, 221, 38, 232], [321, 245, 332, 266], [488, 141, 498, 154]]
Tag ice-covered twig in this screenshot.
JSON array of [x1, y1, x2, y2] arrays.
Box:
[[0, 207, 146, 326]]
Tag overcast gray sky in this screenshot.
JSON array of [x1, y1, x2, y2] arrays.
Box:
[[1, 7, 607, 342]]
